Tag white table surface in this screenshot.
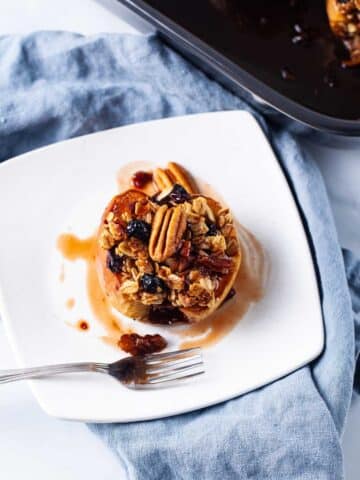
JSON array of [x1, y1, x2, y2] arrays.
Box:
[[0, 1, 359, 478]]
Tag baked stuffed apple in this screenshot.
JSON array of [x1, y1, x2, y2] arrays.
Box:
[[327, 0, 360, 66], [96, 163, 241, 324]]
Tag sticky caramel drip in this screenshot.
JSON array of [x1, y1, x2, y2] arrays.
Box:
[[57, 234, 124, 339]]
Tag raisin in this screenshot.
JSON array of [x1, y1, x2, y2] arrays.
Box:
[[156, 184, 191, 205], [132, 171, 153, 189], [126, 219, 151, 242], [118, 333, 167, 356], [140, 274, 166, 294], [149, 306, 189, 325], [170, 184, 191, 203], [106, 247, 124, 273], [206, 223, 218, 236]]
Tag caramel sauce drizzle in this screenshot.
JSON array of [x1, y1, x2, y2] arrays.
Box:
[[57, 234, 94, 261], [57, 234, 125, 341]]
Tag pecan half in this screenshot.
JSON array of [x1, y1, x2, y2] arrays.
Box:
[[153, 168, 174, 191], [196, 253, 233, 274], [153, 163, 198, 194], [167, 162, 197, 194], [149, 204, 187, 262]]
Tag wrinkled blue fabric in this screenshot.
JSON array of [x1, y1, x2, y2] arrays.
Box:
[[0, 32, 358, 479]]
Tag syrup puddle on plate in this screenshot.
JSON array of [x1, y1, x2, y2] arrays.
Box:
[[57, 233, 127, 342], [56, 162, 268, 351]]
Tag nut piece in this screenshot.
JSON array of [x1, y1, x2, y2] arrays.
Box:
[[167, 162, 197, 194], [191, 196, 216, 222], [153, 163, 198, 195], [154, 168, 174, 191], [149, 205, 187, 262], [119, 279, 139, 294]]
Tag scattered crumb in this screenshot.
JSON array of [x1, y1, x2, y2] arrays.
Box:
[[119, 333, 167, 356]]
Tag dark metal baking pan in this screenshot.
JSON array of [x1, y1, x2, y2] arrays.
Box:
[[118, 0, 360, 136]]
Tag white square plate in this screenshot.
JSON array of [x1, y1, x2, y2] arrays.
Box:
[[0, 111, 323, 422]]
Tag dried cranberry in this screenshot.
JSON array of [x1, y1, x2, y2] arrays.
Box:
[[126, 219, 151, 242], [149, 306, 189, 325], [106, 247, 124, 273], [206, 223, 218, 236], [140, 274, 166, 294], [132, 171, 153, 189]]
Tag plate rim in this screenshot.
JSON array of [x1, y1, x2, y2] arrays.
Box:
[[0, 110, 324, 422]]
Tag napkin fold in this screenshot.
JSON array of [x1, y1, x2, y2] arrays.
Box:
[[0, 32, 358, 479]]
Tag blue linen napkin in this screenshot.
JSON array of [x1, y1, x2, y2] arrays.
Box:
[[0, 31, 359, 479]]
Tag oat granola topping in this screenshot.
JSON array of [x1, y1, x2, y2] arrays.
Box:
[[97, 164, 241, 324]]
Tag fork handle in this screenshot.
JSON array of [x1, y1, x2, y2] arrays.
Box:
[[0, 362, 109, 384]]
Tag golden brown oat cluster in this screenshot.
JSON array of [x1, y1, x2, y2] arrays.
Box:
[[96, 163, 241, 324]]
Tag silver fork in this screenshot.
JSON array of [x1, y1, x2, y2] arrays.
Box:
[[0, 347, 204, 388]]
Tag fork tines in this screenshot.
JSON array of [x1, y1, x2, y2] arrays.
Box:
[[144, 347, 204, 385]]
